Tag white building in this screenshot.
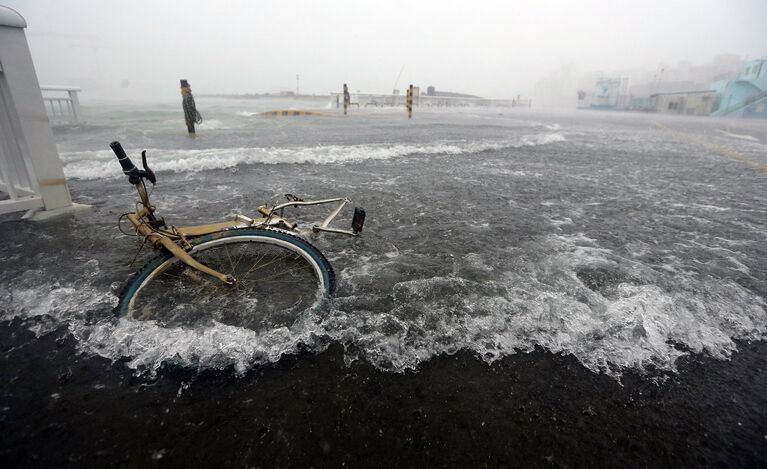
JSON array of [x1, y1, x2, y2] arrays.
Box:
[[649, 90, 717, 116]]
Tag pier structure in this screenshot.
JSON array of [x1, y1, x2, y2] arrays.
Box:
[[329, 91, 524, 108], [40, 85, 82, 123], [0, 5, 76, 218]]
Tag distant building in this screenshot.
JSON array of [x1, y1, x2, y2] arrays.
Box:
[[627, 55, 742, 98], [574, 55, 766, 118], [710, 56, 767, 118], [577, 77, 629, 110], [649, 90, 717, 116], [425, 86, 482, 99], [628, 96, 652, 111], [592, 78, 623, 109]]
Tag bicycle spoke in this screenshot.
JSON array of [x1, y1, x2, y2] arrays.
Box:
[[231, 243, 249, 273], [249, 264, 313, 283], [235, 247, 273, 279], [240, 253, 281, 279], [125, 232, 331, 330], [223, 243, 236, 273], [241, 252, 296, 277]]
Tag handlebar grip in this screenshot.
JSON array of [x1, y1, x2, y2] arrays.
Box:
[[110, 141, 138, 176]]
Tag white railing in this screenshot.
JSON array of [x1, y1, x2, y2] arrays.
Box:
[[0, 7, 74, 219], [40, 85, 81, 123], [330, 92, 529, 108], [0, 77, 44, 215]]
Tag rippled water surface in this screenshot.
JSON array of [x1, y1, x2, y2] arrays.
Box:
[[2, 98, 767, 378]]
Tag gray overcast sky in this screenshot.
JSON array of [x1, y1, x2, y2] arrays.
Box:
[[4, 0, 766, 100]]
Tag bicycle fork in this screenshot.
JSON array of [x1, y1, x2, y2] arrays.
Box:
[[126, 212, 235, 285]]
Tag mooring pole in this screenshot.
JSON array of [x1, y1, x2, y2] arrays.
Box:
[[180, 79, 202, 136], [406, 84, 413, 118], [343, 83, 350, 115]]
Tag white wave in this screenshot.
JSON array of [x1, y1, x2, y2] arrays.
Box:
[[3, 230, 765, 379], [691, 203, 731, 212], [544, 216, 574, 228], [79, 316, 325, 375], [717, 130, 760, 142], [59, 133, 566, 180], [368, 234, 765, 376], [197, 119, 228, 130]]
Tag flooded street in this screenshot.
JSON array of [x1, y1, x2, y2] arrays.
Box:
[[2, 100, 767, 465]]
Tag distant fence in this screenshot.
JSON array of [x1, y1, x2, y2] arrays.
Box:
[[40, 85, 81, 123], [329, 92, 531, 109]]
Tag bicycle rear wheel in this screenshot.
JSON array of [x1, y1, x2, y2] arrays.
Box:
[[116, 228, 335, 330]]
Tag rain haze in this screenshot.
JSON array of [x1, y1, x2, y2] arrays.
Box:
[[5, 0, 767, 101], [2, 1, 767, 467]]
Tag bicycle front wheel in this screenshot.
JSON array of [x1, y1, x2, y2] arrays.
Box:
[[116, 228, 335, 330]]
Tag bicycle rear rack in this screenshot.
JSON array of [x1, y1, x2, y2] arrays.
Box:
[[251, 197, 364, 237]]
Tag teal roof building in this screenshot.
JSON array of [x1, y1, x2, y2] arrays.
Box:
[[711, 56, 767, 118]]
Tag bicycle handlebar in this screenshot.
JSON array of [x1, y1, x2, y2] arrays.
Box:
[[110, 141, 138, 175], [110, 141, 156, 185]]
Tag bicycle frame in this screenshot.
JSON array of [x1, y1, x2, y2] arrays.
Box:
[[124, 181, 359, 285]]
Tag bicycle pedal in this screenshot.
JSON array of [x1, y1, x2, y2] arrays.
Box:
[[352, 207, 365, 234]]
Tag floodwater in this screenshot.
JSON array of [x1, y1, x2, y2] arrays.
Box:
[[2, 99, 767, 466]]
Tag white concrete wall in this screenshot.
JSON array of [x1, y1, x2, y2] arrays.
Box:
[[0, 5, 72, 212]]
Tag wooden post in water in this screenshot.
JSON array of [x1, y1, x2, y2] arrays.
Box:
[[406, 84, 413, 118], [180, 79, 202, 135], [343, 83, 350, 115]]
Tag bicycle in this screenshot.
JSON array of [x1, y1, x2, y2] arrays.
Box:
[[109, 141, 365, 328]]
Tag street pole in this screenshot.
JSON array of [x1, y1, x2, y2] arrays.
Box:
[[406, 84, 413, 118]]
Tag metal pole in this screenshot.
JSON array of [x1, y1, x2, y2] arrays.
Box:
[[68, 89, 81, 122], [406, 84, 413, 118]]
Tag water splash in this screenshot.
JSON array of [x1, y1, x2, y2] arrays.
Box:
[[2, 233, 764, 379], [60, 133, 566, 180]]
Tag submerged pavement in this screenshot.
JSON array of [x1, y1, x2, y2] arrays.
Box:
[[1, 101, 767, 465]]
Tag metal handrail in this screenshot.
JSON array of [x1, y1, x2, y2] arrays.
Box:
[[40, 85, 81, 122]]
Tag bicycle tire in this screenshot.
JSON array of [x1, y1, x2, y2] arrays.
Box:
[[115, 228, 335, 329]]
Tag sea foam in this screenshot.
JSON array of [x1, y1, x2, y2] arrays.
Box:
[[60, 133, 566, 180], [2, 232, 765, 379]]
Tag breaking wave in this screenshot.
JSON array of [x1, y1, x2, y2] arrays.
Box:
[[59, 133, 566, 180], [2, 233, 765, 379]]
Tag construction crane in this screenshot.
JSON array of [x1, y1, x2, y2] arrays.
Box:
[[392, 64, 405, 95]]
